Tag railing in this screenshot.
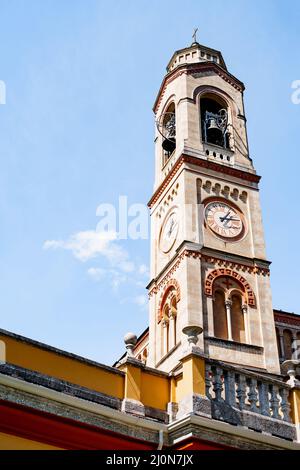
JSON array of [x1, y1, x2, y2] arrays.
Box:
[[205, 359, 295, 440], [162, 150, 177, 178], [204, 144, 234, 166]]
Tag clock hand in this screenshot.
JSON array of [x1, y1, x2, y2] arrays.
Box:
[[224, 217, 240, 222], [167, 219, 175, 237], [222, 216, 241, 228], [220, 211, 231, 222]]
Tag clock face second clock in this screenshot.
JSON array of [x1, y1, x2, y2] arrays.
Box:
[[160, 209, 179, 253], [205, 201, 244, 240]]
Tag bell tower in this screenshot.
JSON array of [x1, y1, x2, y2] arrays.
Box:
[[147, 39, 280, 375]]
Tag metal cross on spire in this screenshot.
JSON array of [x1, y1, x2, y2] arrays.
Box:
[[192, 27, 198, 44]]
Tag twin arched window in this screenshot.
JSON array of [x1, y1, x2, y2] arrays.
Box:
[[212, 277, 247, 343], [161, 290, 178, 356]]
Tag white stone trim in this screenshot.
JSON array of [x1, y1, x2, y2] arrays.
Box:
[[169, 415, 300, 449], [0, 373, 165, 433]]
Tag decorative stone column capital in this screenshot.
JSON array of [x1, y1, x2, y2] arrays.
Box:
[[242, 304, 248, 313], [225, 299, 232, 308], [170, 310, 177, 320]]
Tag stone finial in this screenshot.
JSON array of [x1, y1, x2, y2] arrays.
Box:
[[124, 332, 137, 357], [182, 325, 203, 345], [282, 360, 300, 387]]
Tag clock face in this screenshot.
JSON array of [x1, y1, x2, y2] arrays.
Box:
[[160, 209, 179, 253], [205, 201, 244, 240]]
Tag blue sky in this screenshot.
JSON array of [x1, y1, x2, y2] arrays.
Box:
[[0, 0, 299, 365]]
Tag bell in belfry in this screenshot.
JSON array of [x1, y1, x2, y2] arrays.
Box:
[[207, 116, 219, 131], [204, 109, 227, 147], [162, 136, 176, 153]]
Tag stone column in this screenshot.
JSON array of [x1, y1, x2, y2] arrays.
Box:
[[162, 320, 169, 356], [278, 328, 285, 361], [206, 296, 214, 337], [242, 304, 250, 344], [169, 314, 176, 351], [225, 300, 233, 341]]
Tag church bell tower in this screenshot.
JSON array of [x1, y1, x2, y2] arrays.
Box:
[[146, 38, 280, 375]]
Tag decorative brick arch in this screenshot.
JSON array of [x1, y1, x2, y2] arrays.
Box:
[[205, 268, 256, 307], [157, 279, 181, 322]]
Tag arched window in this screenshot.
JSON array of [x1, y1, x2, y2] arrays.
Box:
[[200, 93, 230, 149], [211, 276, 250, 344], [160, 286, 179, 357], [159, 102, 176, 166], [231, 294, 245, 343], [283, 330, 293, 360], [213, 290, 228, 340]]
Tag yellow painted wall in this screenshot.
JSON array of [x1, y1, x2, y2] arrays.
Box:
[[0, 432, 63, 450], [0, 334, 124, 399], [174, 356, 206, 402], [290, 389, 300, 424], [174, 374, 185, 403], [141, 372, 170, 410]]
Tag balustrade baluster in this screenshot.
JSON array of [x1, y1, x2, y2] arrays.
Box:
[[270, 385, 280, 420], [248, 378, 259, 413], [236, 374, 246, 410], [205, 365, 212, 400], [258, 381, 270, 416], [280, 387, 291, 422], [224, 370, 236, 406], [212, 366, 223, 402]]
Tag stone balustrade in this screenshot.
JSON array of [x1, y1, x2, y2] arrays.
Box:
[[205, 358, 295, 440]]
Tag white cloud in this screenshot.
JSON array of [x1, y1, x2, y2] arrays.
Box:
[[43, 230, 122, 263], [44, 229, 148, 303], [87, 267, 106, 281]]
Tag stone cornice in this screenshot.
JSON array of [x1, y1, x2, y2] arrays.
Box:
[[205, 337, 264, 355], [148, 154, 261, 209], [201, 247, 271, 271], [148, 245, 270, 298], [274, 311, 300, 327], [153, 61, 245, 114]]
